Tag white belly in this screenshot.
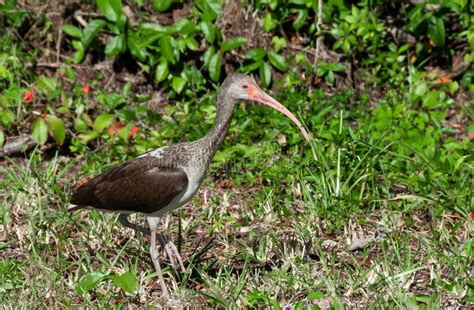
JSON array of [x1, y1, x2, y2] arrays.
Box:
[[149, 164, 205, 218]]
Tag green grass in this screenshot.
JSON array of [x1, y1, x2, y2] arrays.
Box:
[[1, 0, 473, 308], [1, 81, 472, 307]]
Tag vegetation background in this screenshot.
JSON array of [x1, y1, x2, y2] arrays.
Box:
[[0, 0, 473, 308]]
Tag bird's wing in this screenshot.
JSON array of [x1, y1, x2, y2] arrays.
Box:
[[70, 156, 188, 214]]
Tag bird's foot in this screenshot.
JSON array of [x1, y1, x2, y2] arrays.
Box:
[[164, 241, 185, 273]]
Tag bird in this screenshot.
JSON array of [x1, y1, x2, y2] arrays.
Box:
[[68, 73, 310, 298]]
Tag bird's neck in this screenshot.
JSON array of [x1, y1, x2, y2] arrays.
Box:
[[202, 96, 236, 160]]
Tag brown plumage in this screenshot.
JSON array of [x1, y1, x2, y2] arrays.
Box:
[[70, 156, 188, 214]]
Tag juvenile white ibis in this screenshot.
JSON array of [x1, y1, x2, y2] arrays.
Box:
[[68, 73, 310, 297]]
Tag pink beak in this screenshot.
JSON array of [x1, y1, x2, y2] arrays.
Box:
[[249, 86, 310, 143]]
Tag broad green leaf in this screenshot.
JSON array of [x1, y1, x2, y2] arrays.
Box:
[[139, 23, 167, 35], [93, 113, 115, 132], [267, 51, 288, 72], [259, 62, 271, 87], [202, 46, 215, 67], [32, 118, 48, 145], [74, 117, 88, 132], [63, 24, 82, 38], [82, 19, 107, 49], [112, 272, 137, 294], [76, 271, 107, 294], [245, 48, 266, 60], [172, 76, 186, 93], [127, 31, 147, 62], [0, 130, 4, 147], [152, 0, 172, 12], [74, 49, 85, 63], [46, 115, 66, 145], [184, 37, 199, 51], [172, 19, 197, 36], [428, 17, 445, 47], [96, 0, 123, 22], [159, 35, 175, 63], [200, 20, 215, 44], [240, 60, 263, 72], [116, 13, 127, 32], [155, 60, 169, 82], [78, 130, 99, 143], [209, 52, 222, 82], [105, 34, 125, 58], [195, 0, 221, 21], [220, 37, 247, 52]]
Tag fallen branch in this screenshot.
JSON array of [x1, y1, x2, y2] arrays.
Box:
[[0, 135, 38, 158]]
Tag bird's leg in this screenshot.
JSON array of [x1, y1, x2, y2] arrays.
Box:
[[148, 217, 170, 298], [119, 214, 166, 248]]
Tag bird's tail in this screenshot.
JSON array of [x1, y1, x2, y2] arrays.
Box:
[[67, 203, 83, 212]]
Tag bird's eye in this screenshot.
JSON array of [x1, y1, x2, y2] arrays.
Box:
[[242, 85, 248, 89]]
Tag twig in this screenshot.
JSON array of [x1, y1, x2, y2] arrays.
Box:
[[56, 22, 63, 63], [312, 0, 324, 86]]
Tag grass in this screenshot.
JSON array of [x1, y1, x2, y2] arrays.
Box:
[[1, 83, 472, 307], [1, 1, 473, 307]]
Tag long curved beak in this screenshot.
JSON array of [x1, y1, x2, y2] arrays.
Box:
[[248, 86, 310, 143]]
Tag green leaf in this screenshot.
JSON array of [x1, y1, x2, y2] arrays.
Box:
[[32, 118, 48, 145], [63, 24, 82, 38], [293, 9, 308, 30], [263, 12, 276, 32], [240, 60, 263, 72], [151, 0, 172, 12], [271, 36, 287, 52], [195, 0, 221, 21], [220, 37, 247, 52], [127, 31, 147, 62], [112, 272, 137, 294], [259, 62, 271, 87], [209, 52, 222, 82], [267, 51, 288, 72], [202, 46, 215, 67], [307, 291, 324, 300], [159, 35, 175, 63], [0, 130, 5, 147], [172, 19, 197, 36], [172, 77, 186, 93], [200, 20, 216, 44], [93, 113, 115, 132], [78, 130, 99, 143], [35, 76, 57, 94], [184, 37, 199, 51], [245, 48, 266, 60], [428, 17, 445, 47], [96, 0, 123, 22], [155, 60, 169, 82], [105, 34, 125, 58], [76, 271, 107, 294], [82, 19, 107, 49], [46, 115, 66, 145], [74, 49, 85, 63]]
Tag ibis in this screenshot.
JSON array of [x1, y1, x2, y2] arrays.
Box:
[[68, 73, 310, 297]]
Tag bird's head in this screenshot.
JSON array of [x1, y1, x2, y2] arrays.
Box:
[[219, 73, 310, 142]]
